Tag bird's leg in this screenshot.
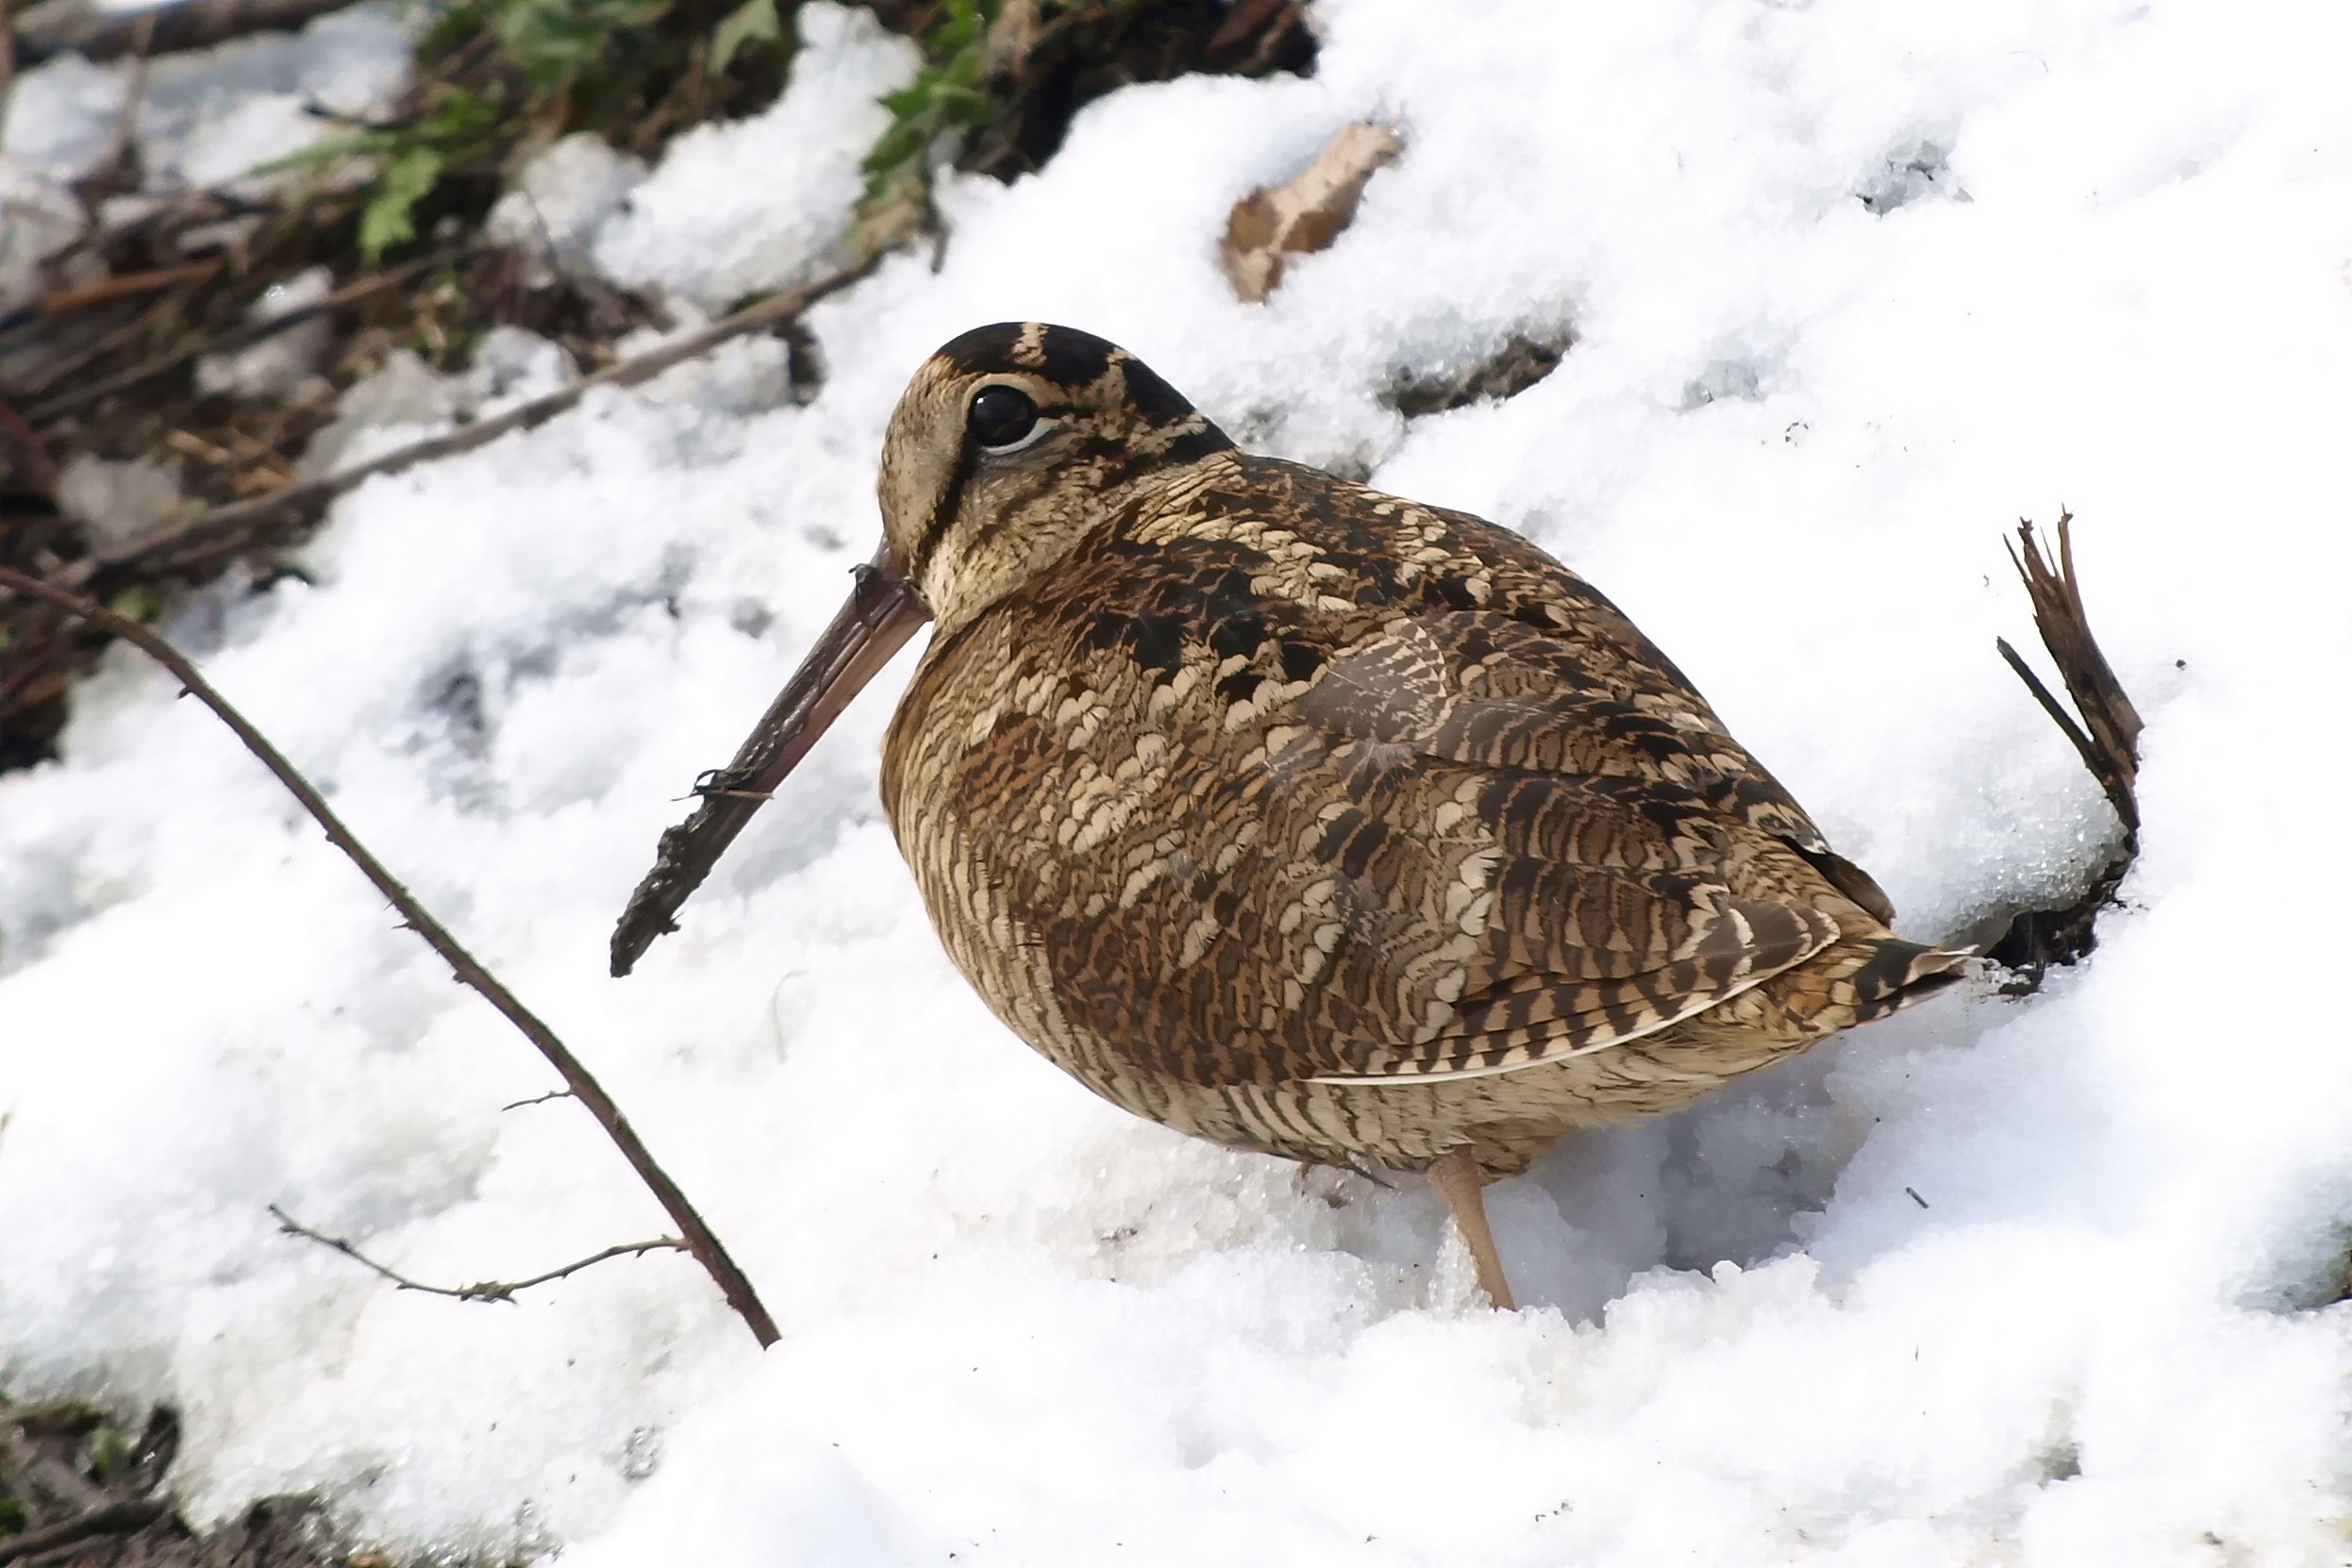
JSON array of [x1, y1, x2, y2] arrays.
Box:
[[1426, 1149, 1516, 1310]]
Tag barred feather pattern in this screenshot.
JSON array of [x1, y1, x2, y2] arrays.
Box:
[[876, 325, 1966, 1176]]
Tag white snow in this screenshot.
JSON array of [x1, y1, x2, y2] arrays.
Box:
[[588, 4, 919, 309], [196, 265, 338, 398], [0, 55, 122, 315], [0, 5, 410, 314], [0, 53, 125, 177], [0, 6, 409, 192], [135, 5, 411, 195], [5, 0, 2352, 1563], [482, 133, 649, 286]]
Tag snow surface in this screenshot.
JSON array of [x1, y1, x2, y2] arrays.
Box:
[[6, 0, 2352, 1562], [134, 5, 411, 194], [0, 6, 409, 314]]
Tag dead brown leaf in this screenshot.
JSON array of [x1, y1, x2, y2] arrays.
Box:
[[1219, 121, 1403, 304]]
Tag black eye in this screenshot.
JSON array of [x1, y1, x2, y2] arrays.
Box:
[[967, 385, 1040, 449]]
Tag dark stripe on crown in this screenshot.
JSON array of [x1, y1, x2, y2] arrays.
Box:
[[1122, 356, 1209, 428], [934, 324, 1211, 430], [937, 322, 1111, 388], [1035, 328, 1112, 389], [937, 322, 1028, 377], [913, 324, 1239, 583]]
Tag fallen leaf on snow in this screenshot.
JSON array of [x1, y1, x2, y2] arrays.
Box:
[[1219, 122, 1404, 303]]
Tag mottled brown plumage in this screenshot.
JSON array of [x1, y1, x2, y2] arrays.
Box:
[[620, 320, 1969, 1307]]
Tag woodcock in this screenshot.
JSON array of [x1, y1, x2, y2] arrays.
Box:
[[611, 322, 1970, 1309]]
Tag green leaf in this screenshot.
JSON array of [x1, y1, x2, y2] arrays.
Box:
[[359, 145, 445, 260], [419, 84, 499, 141], [709, 0, 779, 75], [418, 0, 499, 59], [253, 90, 496, 191], [855, 0, 1007, 207], [85, 1426, 135, 1487], [498, 0, 668, 80], [250, 128, 402, 175], [107, 585, 163, 623], [859, 120, 929, 176], [499, 0, 605, 81]]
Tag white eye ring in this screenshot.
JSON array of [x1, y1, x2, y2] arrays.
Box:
[[983, 415, 1057, 456]]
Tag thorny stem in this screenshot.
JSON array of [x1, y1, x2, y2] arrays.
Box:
[[269, 1205, 685, 1304], [0, 565, 781, 1349]]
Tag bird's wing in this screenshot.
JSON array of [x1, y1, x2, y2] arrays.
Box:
[[957, 657, 1842, 1088], [1292, 607, 1897, 925], [1254, 609, 1849, 1083], [939, 500, 1872, 1090]]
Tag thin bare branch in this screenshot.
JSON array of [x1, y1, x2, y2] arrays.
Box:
[[269, 1205, 686, 1304], [58, 248, 886, 588], [8, 287, 182, 410], [35, 259, 223, 316], [1995, 635, 2099, 773], [13, 0, 362, 67], [20, 247, 452, 420], [501, 1087, 575, 1110], [0, 565, 781, 1348]]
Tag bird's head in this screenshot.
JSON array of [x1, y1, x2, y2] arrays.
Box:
[[877, 321, 1235, 639], [605, 323, 1234, 975]]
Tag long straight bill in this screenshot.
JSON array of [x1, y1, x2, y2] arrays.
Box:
[[609, 543, 927, 976]]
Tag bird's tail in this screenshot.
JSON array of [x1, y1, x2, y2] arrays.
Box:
[[1844, 938, 1976, 1025]]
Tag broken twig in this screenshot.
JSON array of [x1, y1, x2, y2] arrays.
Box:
[[36, 260, 224, 316], [0, 565, 781, 1348], [2005, 510, 2143, 834], [1987, 511, 2144, 989], [269, 1205, 686, 1304]]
